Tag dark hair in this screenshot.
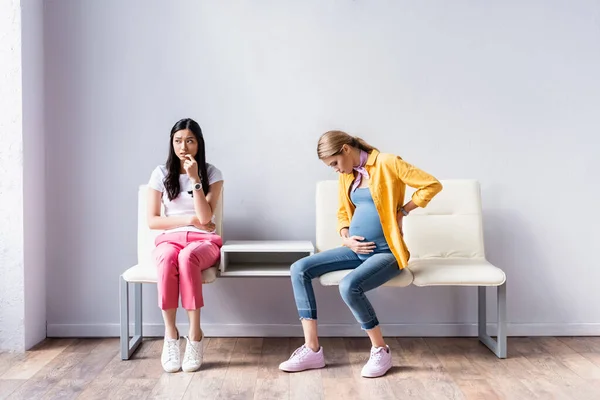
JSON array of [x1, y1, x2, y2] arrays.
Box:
[[164, 118, 210, 201]]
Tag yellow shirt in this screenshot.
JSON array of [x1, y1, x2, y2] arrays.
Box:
[[337, 149, 442, 269]]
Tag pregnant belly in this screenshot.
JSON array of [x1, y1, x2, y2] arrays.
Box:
[[349, 212, 389, 252]]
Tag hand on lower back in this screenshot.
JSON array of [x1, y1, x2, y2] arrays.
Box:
[[396, 213, 404, 236]]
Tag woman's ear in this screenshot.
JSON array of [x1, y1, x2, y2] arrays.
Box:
[[341, 144, 350, 154]]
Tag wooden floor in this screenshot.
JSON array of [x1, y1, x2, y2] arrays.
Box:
[[1, 337, 600, 399]]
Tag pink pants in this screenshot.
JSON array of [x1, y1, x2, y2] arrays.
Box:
[[152, 231, 222, 310]]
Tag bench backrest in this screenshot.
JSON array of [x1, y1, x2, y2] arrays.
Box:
[[136, 185, 224, 266], [315, 179, 485, 259]]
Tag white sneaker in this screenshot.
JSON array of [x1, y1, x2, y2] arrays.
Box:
[[182, 336, 204, 372], [361, 345, 393, 378], [161, 336, 181, 373], [278, 344, 326, 372]]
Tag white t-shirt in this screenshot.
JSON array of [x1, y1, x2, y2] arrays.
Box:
[[148, 163, 223, 234]]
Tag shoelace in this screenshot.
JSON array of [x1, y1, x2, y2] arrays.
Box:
[[184, 340, 201, 362], [369, 347, 386, 364], [289, 345, 310, 361], [166, 340, 179, 362]]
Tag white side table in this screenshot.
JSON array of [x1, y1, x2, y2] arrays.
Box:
[[219, 240, 315, 277]]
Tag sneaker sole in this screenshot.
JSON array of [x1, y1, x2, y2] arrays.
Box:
[[182, 364, 202, 373], [279, 361, 326, 372], [361, 361, 392, 378]]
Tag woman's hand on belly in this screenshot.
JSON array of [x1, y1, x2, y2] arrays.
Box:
[[342, 235, 376, 255]]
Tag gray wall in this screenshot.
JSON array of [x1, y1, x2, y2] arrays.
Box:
[[44, 0, 600, 337]]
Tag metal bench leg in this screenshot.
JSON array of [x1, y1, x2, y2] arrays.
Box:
[[120, 277, 143, 360], [478, 282, 507, 358], [132, 282, 143, 353]]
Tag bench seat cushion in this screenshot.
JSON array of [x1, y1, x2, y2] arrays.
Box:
[[410, 258, 506, 286], [122, 263, 218, 284]]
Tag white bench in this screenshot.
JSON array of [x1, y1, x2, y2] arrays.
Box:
[[315, 179, 507, 358], [119, 184, 223, 360]]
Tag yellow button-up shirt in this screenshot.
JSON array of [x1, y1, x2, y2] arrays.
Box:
[[337, 149, 442, 269]]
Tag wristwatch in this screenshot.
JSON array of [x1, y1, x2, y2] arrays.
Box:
[[400, 207, 409, 217], [192, 182, 202, 191]]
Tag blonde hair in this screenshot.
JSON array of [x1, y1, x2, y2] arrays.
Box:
[[317, 130, 377, 159]]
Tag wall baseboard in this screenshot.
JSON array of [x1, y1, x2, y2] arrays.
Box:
[[47, 323, 600, 338]]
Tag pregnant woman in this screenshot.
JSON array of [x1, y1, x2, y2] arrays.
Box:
[[279, 130, 442, 378]]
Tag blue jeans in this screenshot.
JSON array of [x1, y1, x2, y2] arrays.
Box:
[[290, 246, 402, 330]]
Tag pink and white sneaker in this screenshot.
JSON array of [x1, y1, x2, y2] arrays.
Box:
[[361, 345, 393, 378], [279, 345, 326, 372]]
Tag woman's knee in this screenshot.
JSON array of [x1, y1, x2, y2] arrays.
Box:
[[153, 244, 179, 268], [290, 256, 312, 281], [178, 241, 219, 269], [339, 276, 359, 302]]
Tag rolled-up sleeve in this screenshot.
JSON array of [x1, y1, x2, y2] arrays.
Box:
[[395, 156, 442, 208]]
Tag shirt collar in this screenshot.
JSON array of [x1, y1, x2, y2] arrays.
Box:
[[366, 149, 379, 166]]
